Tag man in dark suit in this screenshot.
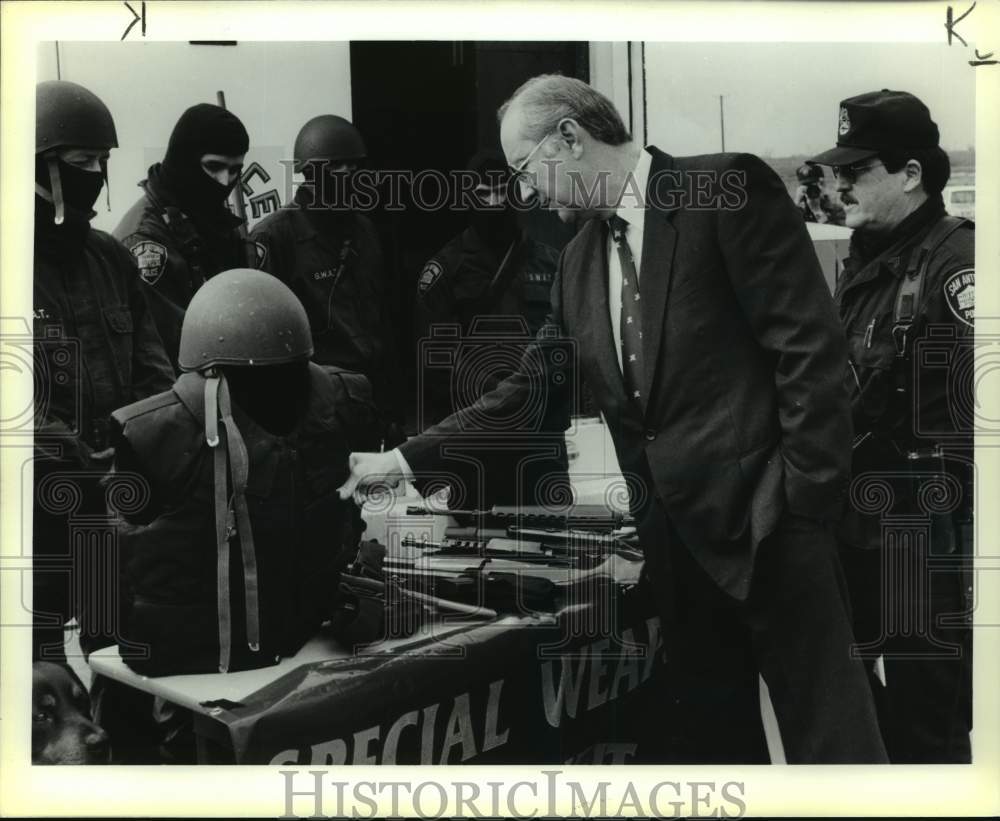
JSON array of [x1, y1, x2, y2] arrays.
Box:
[[340, 75, 887, 763]]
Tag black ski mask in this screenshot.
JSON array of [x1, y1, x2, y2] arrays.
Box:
[[465, 150, 518, 255], [35, 155, 106, 222], [34, 155, 108, 254], [160, 103, 249, 224]]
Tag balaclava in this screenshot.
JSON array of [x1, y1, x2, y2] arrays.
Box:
[[160, 103, 249, 226], [34, 155, 106, 253], [466, 149, 519, 255]]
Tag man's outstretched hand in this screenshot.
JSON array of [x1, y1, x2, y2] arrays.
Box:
[[337, 451, 404, 501]]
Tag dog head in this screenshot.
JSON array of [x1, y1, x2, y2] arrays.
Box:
[[32, 661, 109, 764]]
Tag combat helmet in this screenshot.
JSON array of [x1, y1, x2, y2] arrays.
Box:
[[178, 268, 313, 372], [293, 115, 367, 172], [36, 80, 118, 224]]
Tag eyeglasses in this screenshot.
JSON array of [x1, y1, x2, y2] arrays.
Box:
[[831, 161, 883, 184], [508, 129, 559, 187]]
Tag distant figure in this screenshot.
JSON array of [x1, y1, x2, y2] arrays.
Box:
[[794, 163, 845, 225]]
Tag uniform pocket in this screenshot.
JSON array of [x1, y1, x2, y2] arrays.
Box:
[[848, 311, 896, 422], [103, 305, 134, 334], [103, 305, 135, 390]]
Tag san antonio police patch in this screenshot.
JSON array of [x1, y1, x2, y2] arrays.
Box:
[[130, 240, 168, 285], [943, 268, 974, 327], [418, 260, 443, 293]]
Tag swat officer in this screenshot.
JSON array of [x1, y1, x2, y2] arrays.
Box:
[[793, 163, 844, 225], [809, 89, 974, 763], [93, 269, 378, 761], [114, 103, 251, 370], [32, 80, 174, 661], [414, 150, 569, 509], [250, 115, 401, 444]]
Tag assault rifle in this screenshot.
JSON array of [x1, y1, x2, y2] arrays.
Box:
[[400, 504, 641, 569], [405, 503, 632, 531]]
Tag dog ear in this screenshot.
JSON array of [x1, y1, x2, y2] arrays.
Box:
[[33, 661, 90, 708]]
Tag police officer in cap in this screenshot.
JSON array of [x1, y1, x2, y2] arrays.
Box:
[[92, 269, 378, 761], [32, 80, 175, 662], [809, 89, 974, 763], [251, 115, 400, 445], [114, 103, 251, 370], [793, 163, 844, 225], [414, 149, 570, 509]]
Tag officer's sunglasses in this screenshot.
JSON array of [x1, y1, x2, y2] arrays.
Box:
[[831, 160, 883, 184]]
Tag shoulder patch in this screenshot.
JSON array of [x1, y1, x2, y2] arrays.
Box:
[[418, 260, 444, 294], [943, 268, 974, 327], [253, 240, 268, 268], [130, 240, 168, 286]]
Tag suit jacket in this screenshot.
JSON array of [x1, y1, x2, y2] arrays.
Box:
[[401, 148, 852, 599]]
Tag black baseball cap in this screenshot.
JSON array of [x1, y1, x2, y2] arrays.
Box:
[[808, 89, 940, 167]]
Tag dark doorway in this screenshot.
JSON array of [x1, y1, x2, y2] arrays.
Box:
[[350, 41, 589, 430]]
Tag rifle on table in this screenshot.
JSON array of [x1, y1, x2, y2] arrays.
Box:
[[405, 503, 633, 531]]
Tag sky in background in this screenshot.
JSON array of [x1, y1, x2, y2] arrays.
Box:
[[643, 42, 976, 157]]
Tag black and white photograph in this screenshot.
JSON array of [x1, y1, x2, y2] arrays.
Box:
[[1, 1, 998, 818]]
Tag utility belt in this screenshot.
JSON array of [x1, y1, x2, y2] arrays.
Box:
[[853, 429, 968, 473], [851, 430, 974, 547]]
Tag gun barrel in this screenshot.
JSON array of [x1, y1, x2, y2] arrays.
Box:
[[404, 504, 631, 528]]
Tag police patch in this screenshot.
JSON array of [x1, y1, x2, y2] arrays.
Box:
[[943, 268, 974, 327], [838, 106, 851, 137], [253, 241, 268, 268], [418, 260, 444, 293], [130, 240, 167, 285]]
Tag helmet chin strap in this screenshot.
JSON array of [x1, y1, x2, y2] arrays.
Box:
[[204, 368, 261, 673], [102, 159, 111, 212], [34, 183, 54, 203], [45, 155, 65, 225]]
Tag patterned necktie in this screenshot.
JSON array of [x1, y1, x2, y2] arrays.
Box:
[[609, 215, 645, 410]]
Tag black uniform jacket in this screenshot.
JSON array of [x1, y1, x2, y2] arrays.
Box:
[[413, 228, 569, 507], [836, 198, 974, 549], [34, 200, 175, 457], [250, 206, 391, 379]]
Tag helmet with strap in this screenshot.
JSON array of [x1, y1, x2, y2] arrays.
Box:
[[177, 269, 313, 671], [178, 268, 313, 371], [36, 81, 118, 224]]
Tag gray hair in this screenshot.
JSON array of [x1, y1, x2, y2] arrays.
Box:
[[497, 74, 631, 146]]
